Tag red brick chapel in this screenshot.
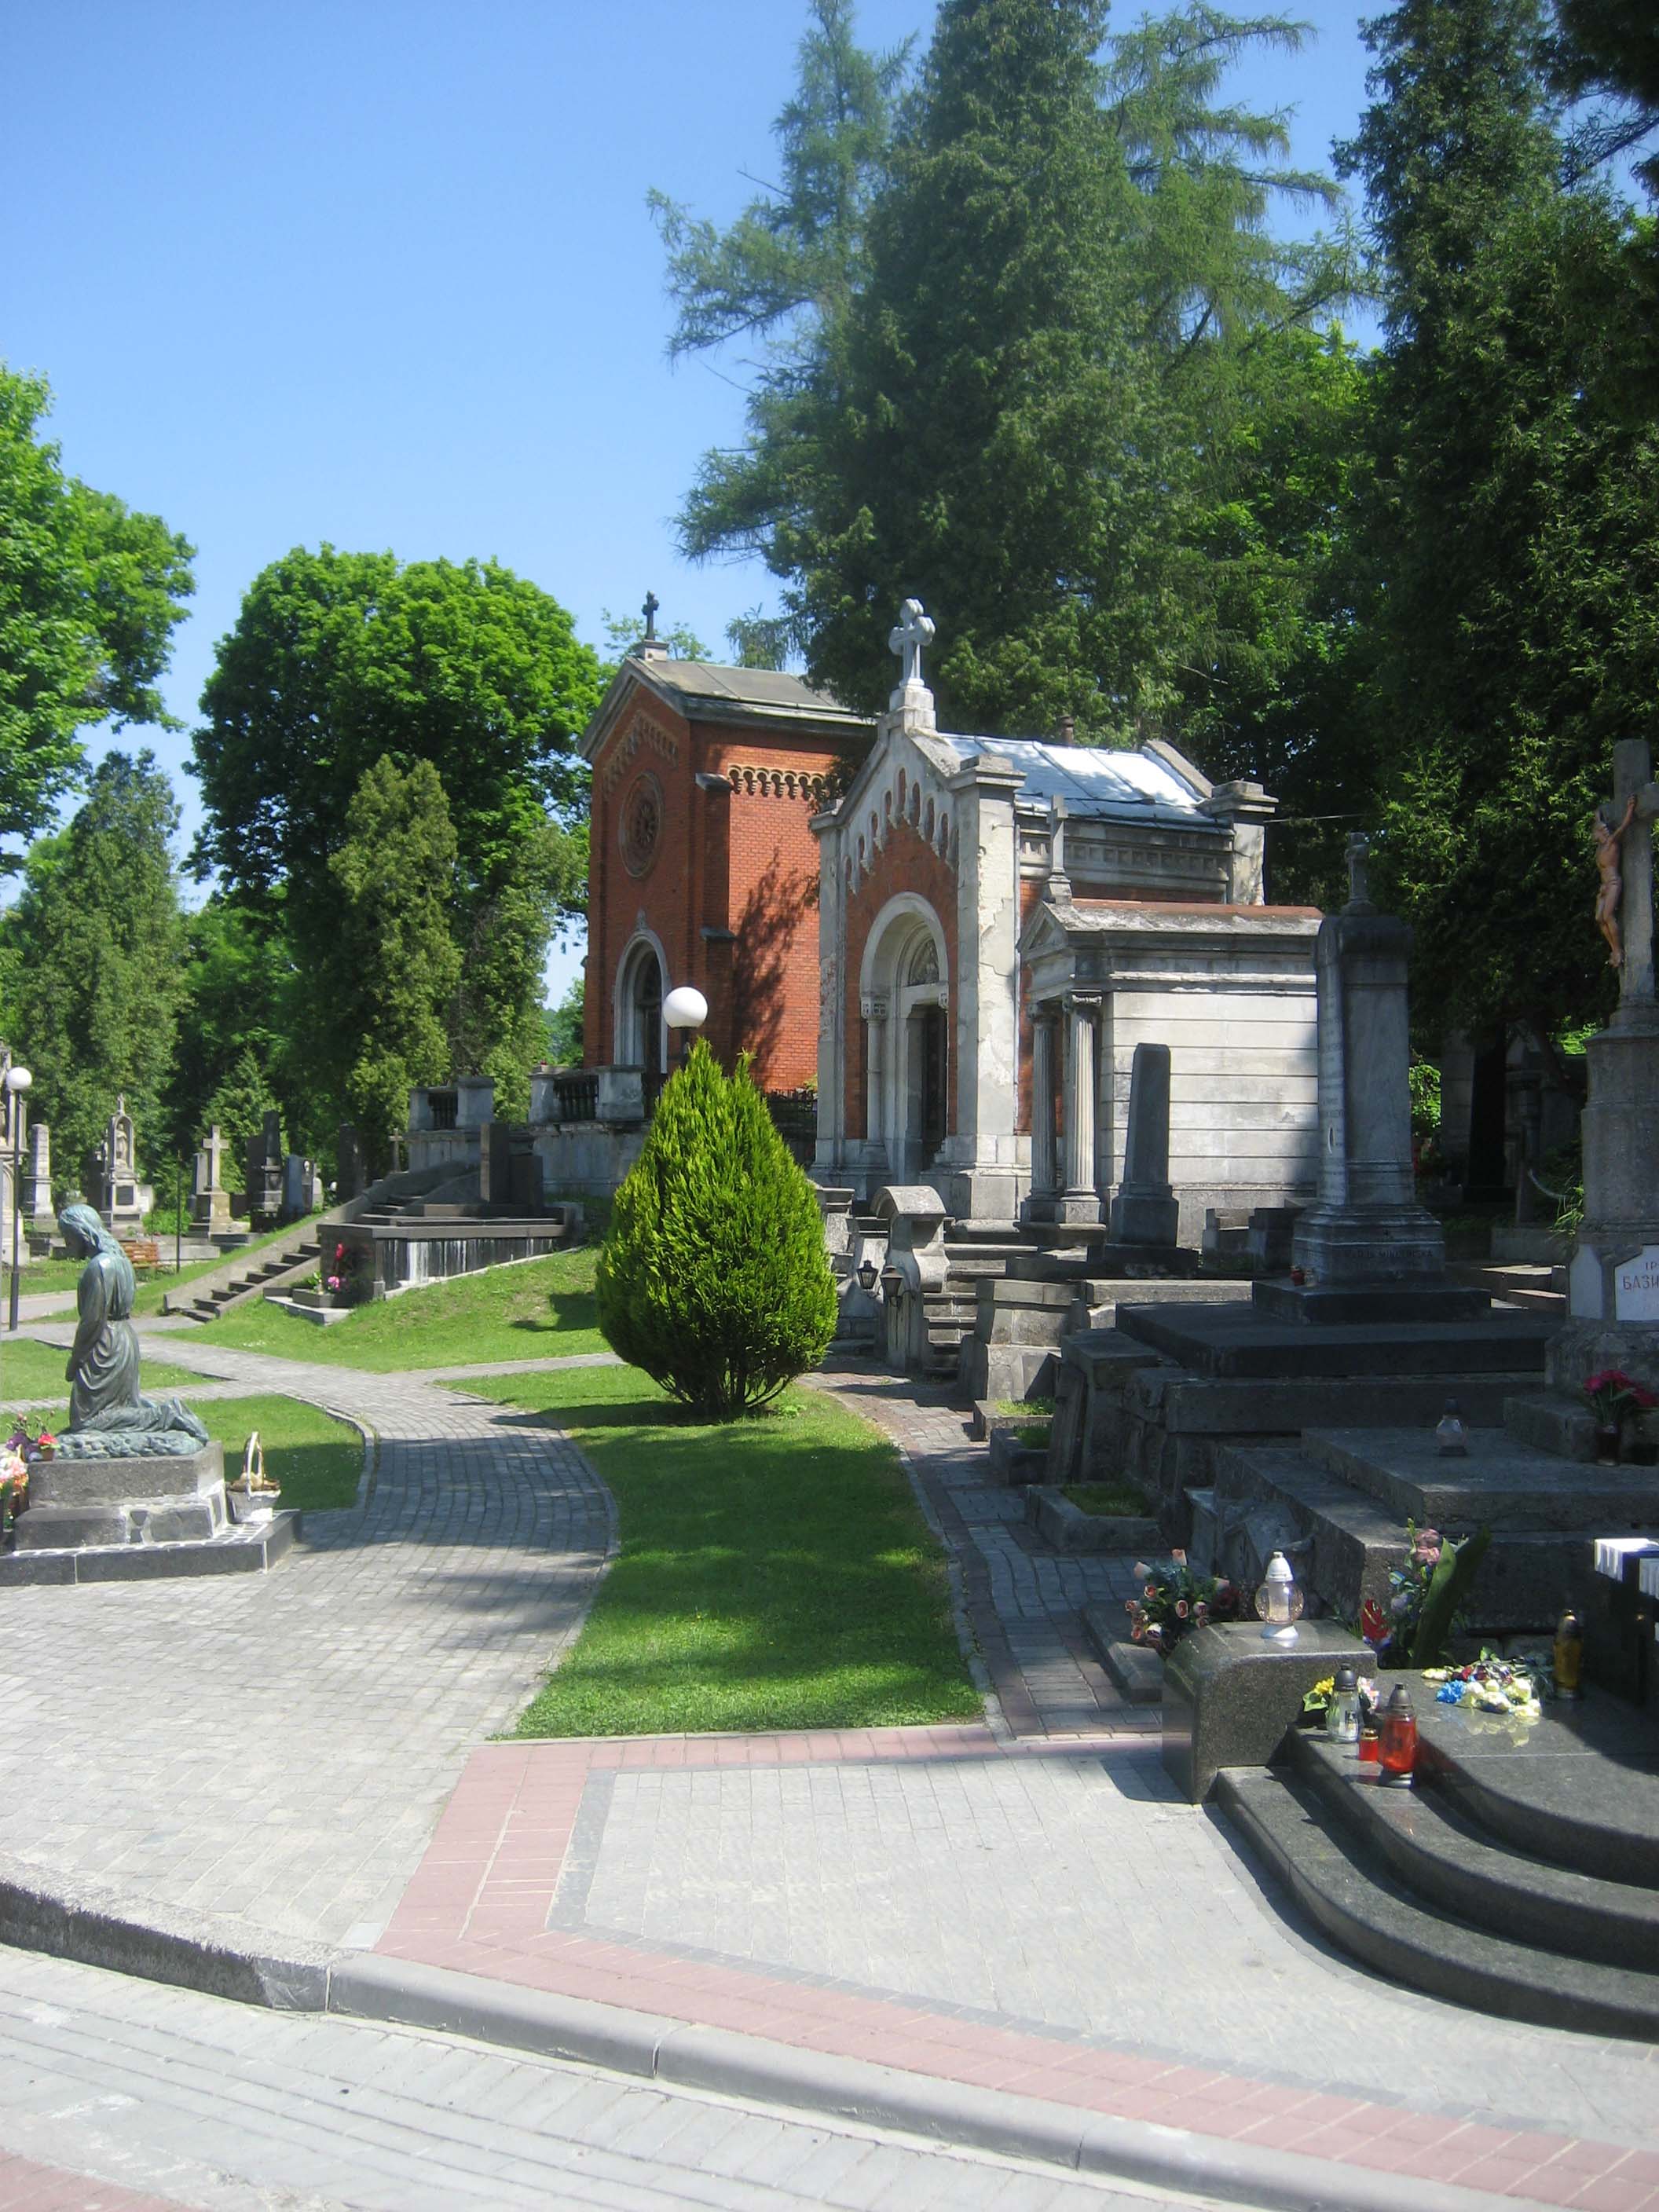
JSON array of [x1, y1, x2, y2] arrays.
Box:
[[580, 613, 871, 1092]]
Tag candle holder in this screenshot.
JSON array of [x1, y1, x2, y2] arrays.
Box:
[[1254, 1551, 1305, 1645]]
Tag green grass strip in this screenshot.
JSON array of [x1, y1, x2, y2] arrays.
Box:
[[203, 1247, 604, 1369], [3, 1338, 200, 1404], [463, 1362, 980, 1738]]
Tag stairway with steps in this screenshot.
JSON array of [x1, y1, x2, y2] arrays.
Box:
[[1218, 1690, 1659, 2039], [913, 1222, 1027, 1377], [163, 1163, 456, 1324]]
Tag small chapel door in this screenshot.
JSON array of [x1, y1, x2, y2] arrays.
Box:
[[635, 959, 664, 1103]]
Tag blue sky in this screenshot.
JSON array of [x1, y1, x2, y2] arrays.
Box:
[[2, 0, 1378, 998]]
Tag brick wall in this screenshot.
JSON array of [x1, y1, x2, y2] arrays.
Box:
[[584, 682, 837, 1092]]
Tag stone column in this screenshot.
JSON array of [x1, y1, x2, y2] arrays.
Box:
[[862, 995, 888, 1166], [1058, 992, 1102, 1225], [1029, 1006, 1059, 1207]]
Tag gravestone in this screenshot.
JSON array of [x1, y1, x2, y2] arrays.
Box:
[[337, 1124, 368, 1201], [1552, 738, 1659, 1397], [97, 1096, 150, 1236], [1108, 1043, 1179, 1247], [191, 1124, 233, 1233], [246, 1111, 283, 1221], [478, 1120, 514, 1209], [1266, 837, 1480, 1320], [21, 1118, 53, 1236]]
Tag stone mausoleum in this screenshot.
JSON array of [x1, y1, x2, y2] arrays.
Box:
[[569, 599, 1321, 1237], [810, 604, 1322, 1235]]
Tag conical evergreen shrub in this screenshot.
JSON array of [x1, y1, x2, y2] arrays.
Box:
[[595, 1042, 837, 1419]]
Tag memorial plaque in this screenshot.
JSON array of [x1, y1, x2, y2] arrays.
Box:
[[1614, 1245, 1659, 1321]]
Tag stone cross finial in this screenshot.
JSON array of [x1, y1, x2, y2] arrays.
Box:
[[888, 599, 935, 690], [642, 590, 659, 640], [1344, 831, 1375, 912]]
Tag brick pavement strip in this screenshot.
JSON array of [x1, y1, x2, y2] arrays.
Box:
[[355, 1726, 1659, 2212]]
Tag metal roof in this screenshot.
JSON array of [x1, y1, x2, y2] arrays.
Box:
[[940, 737, 1209, 826], [639, 660, 868, 724]]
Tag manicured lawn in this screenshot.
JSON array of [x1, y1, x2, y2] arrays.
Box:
[[461, 1363, 981, 1738], [194, 1393, 364, 1511], [3, 1337, 200, 1404], [203, 1247, 605, 1369]]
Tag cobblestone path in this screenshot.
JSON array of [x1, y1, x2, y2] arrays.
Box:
[[0, 1334, 615, 1953]]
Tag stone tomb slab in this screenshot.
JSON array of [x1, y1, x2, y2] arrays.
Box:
[[1301, 1426, 1659, 1533], [1115, 1300, 1554, 1380]]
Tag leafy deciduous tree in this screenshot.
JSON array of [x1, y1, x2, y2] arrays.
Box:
[[321, 756, 462, 1169], [0, 365, 193, 866], [0, 750, 184, 1185]]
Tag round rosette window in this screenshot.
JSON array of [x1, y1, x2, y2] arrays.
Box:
[[620, 773, 663, 876]]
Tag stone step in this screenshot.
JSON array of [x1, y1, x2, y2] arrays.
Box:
[[1217, 1764, 1659, 2041], [1284, 1727, 1659, 1971], [1115, 1302, 1555, 1380], [1079, 1606, 1163, 1703]]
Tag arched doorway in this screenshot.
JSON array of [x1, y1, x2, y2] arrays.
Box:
[[615, 936, 666, 1091], [860, 898, 949, 1182]]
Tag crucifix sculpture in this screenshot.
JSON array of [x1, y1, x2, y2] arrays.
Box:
[[888, 598, 935, 690], [1595, 739, 1659, 1012]]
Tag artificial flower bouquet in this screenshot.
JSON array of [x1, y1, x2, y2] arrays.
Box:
[[1124, 1550, 1240, 1657]]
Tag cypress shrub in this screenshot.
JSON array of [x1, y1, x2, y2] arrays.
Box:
[[595, 1042, 837, 1419]]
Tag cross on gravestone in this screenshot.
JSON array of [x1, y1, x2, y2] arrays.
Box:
[[888, 598, 936, 690], [642, 589, 659, 640], [1598, 738, 1659, 1018]]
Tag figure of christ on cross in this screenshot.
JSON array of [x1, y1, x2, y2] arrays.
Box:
[[1595, 738, 1659, 1006], [1595, 794, 1639, 966]]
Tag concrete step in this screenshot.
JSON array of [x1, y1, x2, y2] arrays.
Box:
[[1217, 1764, 1659, 2041], [1287, 1725, 1659, 1968]]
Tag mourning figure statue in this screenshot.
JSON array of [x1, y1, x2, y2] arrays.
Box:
[[57, 1204, 209, 1458]]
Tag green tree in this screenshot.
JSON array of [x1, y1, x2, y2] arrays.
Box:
[[544, 970, 586, 1065], [1339, 0, 1659, 1037], [200, 1046, 284, 1179], [665, 1, 1353, 742], [596, 1042, 837, 1419], [0, 750, 184, 1185], [0, 365, 193, 865], [163, 895, 296, 1159], [320, 756, 463, 1169], [193, 547, 602, 1112]]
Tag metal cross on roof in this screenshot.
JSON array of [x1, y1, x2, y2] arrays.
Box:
[[888, 598, 935, 689]]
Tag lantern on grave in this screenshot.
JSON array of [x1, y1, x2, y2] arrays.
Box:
[[1255, 1551, 1304, 1645], [1379, 1683, 1419, 1786]]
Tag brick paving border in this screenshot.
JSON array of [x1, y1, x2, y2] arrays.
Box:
[[372, 1728, 1659, 2212], [0, 2148, 189, 2210]]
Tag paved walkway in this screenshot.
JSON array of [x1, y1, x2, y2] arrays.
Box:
[[2, 1328, 1657, 2210], [0, 1331, 613, 1953]]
